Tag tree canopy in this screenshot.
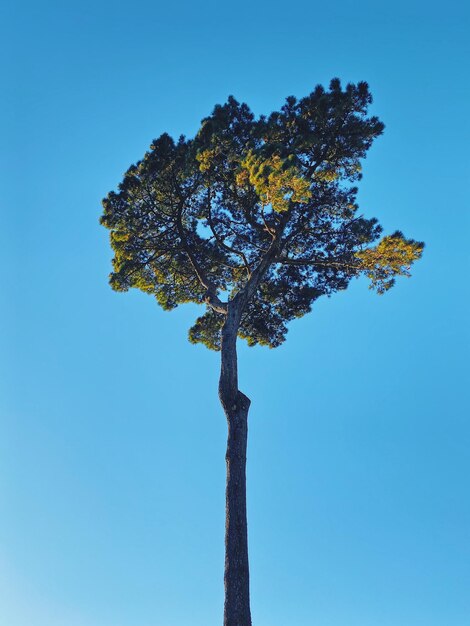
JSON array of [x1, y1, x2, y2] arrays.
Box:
[[101, 79, 423, 350]]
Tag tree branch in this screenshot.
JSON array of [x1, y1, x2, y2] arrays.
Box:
[[234, 210, 291, 313], [206, 189, 252, 278], [175, 200, 228, 314], [273, 254, 360, 272]]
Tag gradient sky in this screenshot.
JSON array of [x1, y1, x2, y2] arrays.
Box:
[[1, 1, 469, 625]]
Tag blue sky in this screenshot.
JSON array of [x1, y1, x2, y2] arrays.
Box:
[[1, 1, 469, 624]]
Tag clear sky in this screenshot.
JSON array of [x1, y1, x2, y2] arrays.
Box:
[[1, 1, 469, 625]]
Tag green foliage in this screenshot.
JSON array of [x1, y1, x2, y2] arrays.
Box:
[[188, 309, 224, 351], [101, 79, 423, 350]]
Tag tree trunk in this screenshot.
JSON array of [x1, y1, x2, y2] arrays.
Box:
[[219, 304, 252, 626]]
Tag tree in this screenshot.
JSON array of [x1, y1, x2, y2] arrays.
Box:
[[100, 79, 423, 625]]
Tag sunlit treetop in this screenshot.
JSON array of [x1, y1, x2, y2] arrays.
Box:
[[101, 79, 424, 350]]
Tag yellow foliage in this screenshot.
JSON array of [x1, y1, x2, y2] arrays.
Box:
[[196, 148, 218, 173], [239, 153, 311, 212], [355, 233, 424, 293], [235, 169, 250, 186]]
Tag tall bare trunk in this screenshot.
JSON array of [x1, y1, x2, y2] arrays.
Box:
[[219, 304, 252, 626]]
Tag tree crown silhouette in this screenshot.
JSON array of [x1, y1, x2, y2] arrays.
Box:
[[101, 79, 423, 348]]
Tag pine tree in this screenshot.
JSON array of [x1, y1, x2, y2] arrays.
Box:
[[101, 79, 423, 625]]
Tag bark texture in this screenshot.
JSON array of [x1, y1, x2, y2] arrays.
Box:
[[220, 304, 252, 626]]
